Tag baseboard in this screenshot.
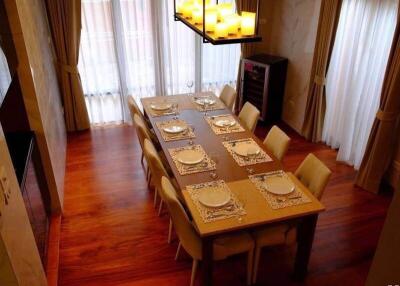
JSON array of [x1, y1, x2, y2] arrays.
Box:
[[46, 215, 61, 286]]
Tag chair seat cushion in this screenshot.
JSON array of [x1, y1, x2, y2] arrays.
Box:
[[213, 232, 254, 260], [252, 224, 297, 247]]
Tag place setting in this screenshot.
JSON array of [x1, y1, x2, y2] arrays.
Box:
[[186, 180, 246, 223], [168, 144, 216, 175], [155, 119, 195, 142], [146, 100, 179, 117], [205, 114, 245, 135], [249, 170, 311, 209], [222, 138, 272, 166], [192, 95, 225, 112]]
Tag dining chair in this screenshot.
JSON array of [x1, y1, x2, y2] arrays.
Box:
[[144, 139, 175, 244], [238, 102, 260, 133], [219, 85, 237, 111], [161, 176, 255, 286], [251, 153, 331, 284], [133, 114, 152, 171], [263, 125, 291, 162]]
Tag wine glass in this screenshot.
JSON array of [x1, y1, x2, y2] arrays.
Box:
[[172, 103, 179, 119], [238, 194, 247, 223], [209, 152, 219, 179], [188, 124, 195, 145], [187, 80, 194, 96]]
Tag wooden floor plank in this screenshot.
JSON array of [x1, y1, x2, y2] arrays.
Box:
[[59, 124, 391, 286]]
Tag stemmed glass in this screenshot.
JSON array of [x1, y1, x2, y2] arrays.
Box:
[[172, 103, 179, 120], [187, 80, 194, 96], [209, 152, 219, 180], [188, 124, 195, 145]]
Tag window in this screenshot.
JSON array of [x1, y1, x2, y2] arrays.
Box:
[[78, 0, 240, 124]]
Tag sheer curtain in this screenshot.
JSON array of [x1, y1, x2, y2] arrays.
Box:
[[0, 48, 11, 103], [323, 0, 398, 169], [79, 0, 240, 125]]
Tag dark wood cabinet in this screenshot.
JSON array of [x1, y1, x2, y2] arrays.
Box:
[[239, 54, 288, 123]]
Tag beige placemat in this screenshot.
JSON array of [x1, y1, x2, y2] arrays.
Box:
[[168, 145, 216, 175], [155, 119, 195, 142], [192, 96, 225, 111], [145, 100, 177, 117], [205, 114, 245, 135], [222, 138, 272, 166], [186, 180, 246, 223], [249, 171, 312, 210]]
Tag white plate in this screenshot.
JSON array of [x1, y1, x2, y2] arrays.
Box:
[[213, 118, 236, 128], [162, 123, 187, 134], [195, 97, 216, 106], [150, 102, 172, 111], [176, 149, 204, 165], [232, 141, 260, 157], [198, 187, 231, 208], [264, 176, 295, 195]]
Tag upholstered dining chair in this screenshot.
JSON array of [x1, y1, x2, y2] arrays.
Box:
[[219, 85, 237, 111], [238, 102, 260, 133], [161, 176, 255, 286], [251, 153, 331, 284], [133, 114, 152, 169], [144, 139, 176, 244], [128, 96, 146, 124], [263, 125, 291, 162]]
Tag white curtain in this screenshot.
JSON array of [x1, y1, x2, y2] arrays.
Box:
[[323, 0, 398, 169], [0, 47, 11, 104], [79, 0, 240, 125]]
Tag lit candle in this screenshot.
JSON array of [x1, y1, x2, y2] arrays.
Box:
[[215, 22, 228, 38], [226, 14, 241, 35], [205, 10, 217, 32], [241, 12, 256, 36], [217, 3, 233, 21], [192, 8, 203, 24]]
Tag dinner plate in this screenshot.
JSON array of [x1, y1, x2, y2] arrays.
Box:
[[176, 149, 204, 165], [213, 118, 236, 128], [232, 141, 261, 157], [162, 123, 187, 134], [150, 102, 172, 111], [198, 187, 231, 208], [264, 176, 295, 195], [195, 97, 216, 106]]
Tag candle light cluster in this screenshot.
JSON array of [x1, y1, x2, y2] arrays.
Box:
[[176, 0, 256, 38]]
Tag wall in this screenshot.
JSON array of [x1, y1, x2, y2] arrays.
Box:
[[253, 0, 321, 132], [0, 123, 47, 286], [5, 0, 66, 212]]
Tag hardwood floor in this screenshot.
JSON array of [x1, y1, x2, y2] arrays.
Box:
[[59, 124, 392, 286]]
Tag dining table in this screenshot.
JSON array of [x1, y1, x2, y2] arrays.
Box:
[[141, 92, 325, 286]]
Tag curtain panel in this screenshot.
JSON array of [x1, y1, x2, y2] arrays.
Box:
[[45, 0, 90, 131], [356, 8, 400, 193], [234, 0, 258, 114], [301, 0, 342, 142]]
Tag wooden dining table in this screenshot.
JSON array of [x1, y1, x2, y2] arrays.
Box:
[[141, 92, 325, 286]]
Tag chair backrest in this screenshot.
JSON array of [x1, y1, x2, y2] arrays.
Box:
[[295, 154, 332, 200], [144, 139, 169, 192], [161, 177, 202, 260], [127, 96, 145, 122], [238, 102, 260, 132], [263, 125, 291, 162], [219, 85, 237, 111], [133, 114, 152, 150]]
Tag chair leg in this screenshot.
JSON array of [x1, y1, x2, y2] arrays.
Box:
[[158, 199, 163, 216], [153, 188, 158, 208], [175, 241, 182, 261], [252, 247, 261, 284], [190, 259, 199, 286], [247, 249, 254, 286], [168, 218, 173, 244]]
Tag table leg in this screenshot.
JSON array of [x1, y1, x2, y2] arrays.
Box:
[[293, 214, 318, 281], [201, 236, 214, 286]]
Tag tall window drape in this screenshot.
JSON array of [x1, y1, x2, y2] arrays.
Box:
[[79, 0, 240, 124], [323, 0, 399, 169], [0, 48, 11, 103]]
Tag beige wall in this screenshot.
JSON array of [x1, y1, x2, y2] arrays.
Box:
[[0, 123, 47, 286], [253, 0, 321, 132], [5, 0, 66, 212]]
